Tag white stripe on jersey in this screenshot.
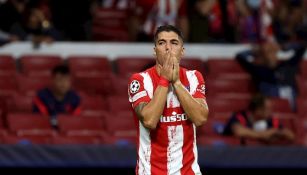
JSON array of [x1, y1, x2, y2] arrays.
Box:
[[140, 72, 154, 99], [167, 125, 184, 175], [129, 91, 147, 103], [186, 70, 199, 96], [191, 124, 202, 175], [166, 85, 180, 108], [138, 121, 152, 175]]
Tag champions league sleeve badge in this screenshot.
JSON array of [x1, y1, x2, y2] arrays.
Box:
[[130, 80, 140, 94]]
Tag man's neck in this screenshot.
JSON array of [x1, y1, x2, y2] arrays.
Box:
[[155, 63, 162, 76]]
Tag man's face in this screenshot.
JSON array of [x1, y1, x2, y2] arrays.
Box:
[[52, 73, 71, 95], [255, 99, 273, 120], [154, 31, 184, 65]]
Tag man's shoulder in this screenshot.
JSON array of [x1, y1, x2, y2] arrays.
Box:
[[181, 67, 205, 82], [181, 67, 203, 75], [129, 67, 155, 81], [37, 88, 51, 97]]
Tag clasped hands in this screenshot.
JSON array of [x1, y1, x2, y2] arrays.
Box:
[[159, 51, 180, 85]]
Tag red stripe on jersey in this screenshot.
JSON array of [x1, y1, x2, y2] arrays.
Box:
[[150, 125, 168, 175], [181, 124, 196, 175]]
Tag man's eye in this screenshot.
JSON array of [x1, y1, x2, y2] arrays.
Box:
[[158, 42, 164, 45]]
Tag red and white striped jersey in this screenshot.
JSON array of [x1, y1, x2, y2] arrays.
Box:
[[128, 66, 206, 175]]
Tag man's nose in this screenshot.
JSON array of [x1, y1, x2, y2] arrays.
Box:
[[165, 42, 171, 51]]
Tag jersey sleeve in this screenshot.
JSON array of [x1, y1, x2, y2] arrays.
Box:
[[128, 73, 151, 109], [193, 71, 206, 99]]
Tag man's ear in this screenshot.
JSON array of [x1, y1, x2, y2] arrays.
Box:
[[153, 47, 157, 56], [181, 47, 185, 56]]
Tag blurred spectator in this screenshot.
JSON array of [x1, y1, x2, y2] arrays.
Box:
[[131, 0, 189, 42], [236, 0, 277, 43], [33, 65, 81, 128], [189, 0, 238, 43], [0, 0, 27, 44], [236, 0, 261, 43], [10, 7, 62, 44], [272, 0, 305, 43], [236, 41, 306, 109], [223, 94, 295, 144]]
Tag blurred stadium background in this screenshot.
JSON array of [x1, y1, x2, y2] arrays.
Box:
[[0, 0, 307, 174]]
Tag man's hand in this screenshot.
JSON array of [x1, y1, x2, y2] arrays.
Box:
[[160, 51, 173, 81], [171, 53, 180, 84]]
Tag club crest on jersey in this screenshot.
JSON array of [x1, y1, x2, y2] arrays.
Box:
[[130, 80, 140, 94], [197, 84, 206, 95]]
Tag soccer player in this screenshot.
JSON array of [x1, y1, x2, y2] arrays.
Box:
[[128, 25, 209, 175]]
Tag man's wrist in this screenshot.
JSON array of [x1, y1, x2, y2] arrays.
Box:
[[172, 80, 182, 87], [158, 76, 169, 87]]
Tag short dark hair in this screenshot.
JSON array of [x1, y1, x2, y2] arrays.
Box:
[[52, 65, 70, 76], [248, 94, 267, 112], [153, 25, 184, 44]]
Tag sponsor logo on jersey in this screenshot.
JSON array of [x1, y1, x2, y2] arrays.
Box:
[[160, 112, 187, 123]]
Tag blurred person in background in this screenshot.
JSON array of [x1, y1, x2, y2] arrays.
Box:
[[236, 0, 278, 43], [189, 0, 238, 43], [128, 25, 208, 174], [236, 0, 262, 43], [0, 0, 27, 45], [130, 0, 189, 42], [272, 0, 305, 43], [33, 65, 81, 128], [236, 41, 306, 109], [223, 94, 295, 144], [10, 7, 62, 45]]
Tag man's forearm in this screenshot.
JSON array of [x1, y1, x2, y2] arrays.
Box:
[[137, 86, 168, 129], [173, 81, 208, 127]]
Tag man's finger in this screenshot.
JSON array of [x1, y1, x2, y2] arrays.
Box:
[[165, 52, 172, 67]]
